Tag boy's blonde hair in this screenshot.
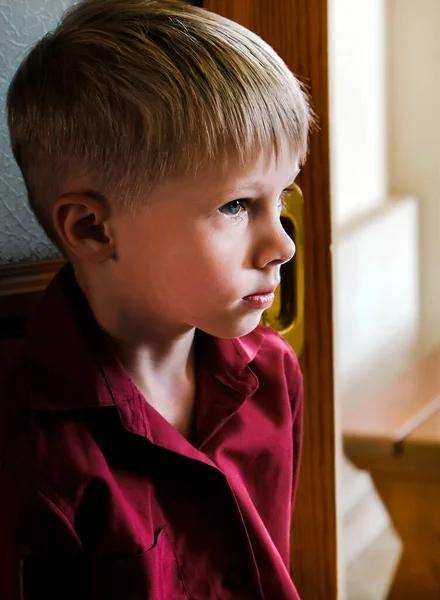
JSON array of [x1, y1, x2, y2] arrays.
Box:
[[7, 0, 311, 244]]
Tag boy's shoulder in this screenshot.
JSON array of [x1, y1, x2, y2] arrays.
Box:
[[0, 339, 31, 462]]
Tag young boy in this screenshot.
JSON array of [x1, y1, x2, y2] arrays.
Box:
[[1, 0, 311, 598]]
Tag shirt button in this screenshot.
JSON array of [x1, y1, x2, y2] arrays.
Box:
[[223, 568, 247, 590]]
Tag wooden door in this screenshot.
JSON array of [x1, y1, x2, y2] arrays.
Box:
[[202, 2, 337, 598]]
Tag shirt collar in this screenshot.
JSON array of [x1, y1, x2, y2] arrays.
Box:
[[28, 265, 262, 411]]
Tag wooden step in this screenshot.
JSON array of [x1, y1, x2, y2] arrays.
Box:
[[343, 347, 440, 460]]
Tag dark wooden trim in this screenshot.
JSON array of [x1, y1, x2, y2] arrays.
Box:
[[0, 258, 65, 297], [203, 1, 337, 597], [0, 259, 65, 334]]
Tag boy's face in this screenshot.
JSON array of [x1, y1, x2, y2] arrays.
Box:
[[110, 147, 299, 339]]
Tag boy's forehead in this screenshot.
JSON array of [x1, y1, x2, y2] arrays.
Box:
[[146, 149, 300, 205], [201, 152, 300, 193], [219, 157, 299, 194]]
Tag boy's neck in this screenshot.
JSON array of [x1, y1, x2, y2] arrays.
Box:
[[115, 332, 197, 440], [96, 298, 197, 399], [115, 329, 196, 384], [78, 267, 198, 438], [76, 265, 195, 370]]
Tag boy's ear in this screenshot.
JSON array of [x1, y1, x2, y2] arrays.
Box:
[[52, 193, 116, 263]]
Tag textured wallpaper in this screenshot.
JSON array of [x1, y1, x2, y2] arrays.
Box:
[[0, 0, 75, 264]]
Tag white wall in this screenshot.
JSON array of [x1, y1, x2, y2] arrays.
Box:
[[328, 0, 421, 583], [329, 0, 387, 227], [388, 0, 440, 354], [333, 199, 419, 412]]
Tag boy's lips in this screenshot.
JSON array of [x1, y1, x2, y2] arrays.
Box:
[[244, 281, 279, 298], [242, 286, 277, 309]]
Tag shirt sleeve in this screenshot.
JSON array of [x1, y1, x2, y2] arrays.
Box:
[[0, 438, 85, 600], [0, 358, 30, 598], [0, 486, 88, 600], [0, 460, 25, 599]]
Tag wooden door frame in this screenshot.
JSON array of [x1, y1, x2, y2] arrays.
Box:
[[203, 2, 337, 597]]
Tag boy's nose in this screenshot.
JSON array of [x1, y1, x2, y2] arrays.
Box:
[[279, 231, 296, 264], [254, 221, 296, 269]]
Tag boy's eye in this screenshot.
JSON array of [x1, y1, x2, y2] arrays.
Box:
[[219, 199, 246, 217]]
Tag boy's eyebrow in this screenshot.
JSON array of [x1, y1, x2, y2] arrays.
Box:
[[213, 166, 301, 199]]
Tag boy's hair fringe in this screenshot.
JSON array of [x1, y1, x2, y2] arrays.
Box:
[[7, 0, 312, 244]]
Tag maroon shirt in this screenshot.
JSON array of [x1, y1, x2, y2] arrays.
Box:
[[0, 266, 303, 600]]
